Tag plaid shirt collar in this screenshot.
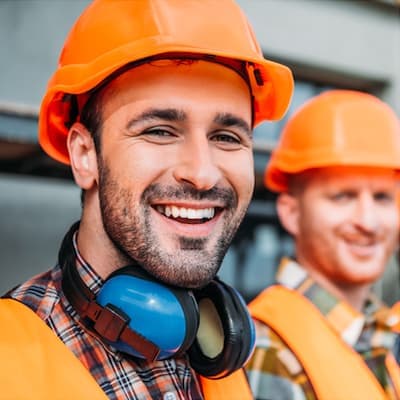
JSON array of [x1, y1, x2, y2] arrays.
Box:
[[276, 258, 400, 349], [72, 231, 104, 296]]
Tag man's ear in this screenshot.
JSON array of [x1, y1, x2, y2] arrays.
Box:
[[67, 122, 98, 190], [276, 193, 300, 237]]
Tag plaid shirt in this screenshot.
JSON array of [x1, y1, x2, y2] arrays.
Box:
[[9, 241, 203, 400], [246, 258, 400, 400]]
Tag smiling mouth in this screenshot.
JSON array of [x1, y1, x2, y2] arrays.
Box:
[[345, 238, 376, 247], [344, 238, 380, 258], [154, 205, 220, 224]]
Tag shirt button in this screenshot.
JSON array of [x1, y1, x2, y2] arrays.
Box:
[[163, 392, 176, 400]]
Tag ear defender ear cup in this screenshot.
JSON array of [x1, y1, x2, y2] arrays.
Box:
[[187, 278, 256, 379], [96, 267, 200, 360]]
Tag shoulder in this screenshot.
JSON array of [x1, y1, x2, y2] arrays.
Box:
[[7, 265, 62, 321], [251, 319, 305, 377]]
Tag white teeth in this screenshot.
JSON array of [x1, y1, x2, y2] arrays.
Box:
[[187, 209, 196, 219], [157, 205, 215, 220], [172, 206, 179, 218], [352, 242, 373, 247]]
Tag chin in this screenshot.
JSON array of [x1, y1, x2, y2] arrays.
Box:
[[338, 272, 382, 285]]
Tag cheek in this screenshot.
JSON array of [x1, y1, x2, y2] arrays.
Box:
[[382, 219, 400, 248], [299, 206, 342, 245], [227, 154, 254, 201], [113, 146, 173, 182], [383, 210, 400, 232], [311, 202, 348, 230]]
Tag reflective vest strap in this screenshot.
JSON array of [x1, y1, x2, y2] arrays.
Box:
[[249, 286, 387, 400], [0, 299, 108, 400], [391, 302, 400, 333], [386, 353, 400, 395], [199, 369, 253, 400]]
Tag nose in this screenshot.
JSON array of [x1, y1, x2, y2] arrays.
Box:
[[353, 193, 379, 232], [172, 135, 222, 191]]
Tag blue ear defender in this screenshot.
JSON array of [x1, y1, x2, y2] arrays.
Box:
[[96, 267, 199, 360], [59, 221, 255, 378]]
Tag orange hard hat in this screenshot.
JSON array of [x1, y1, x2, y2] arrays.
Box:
[[39, 0, 294, 165], [265, 90, 400, 192]]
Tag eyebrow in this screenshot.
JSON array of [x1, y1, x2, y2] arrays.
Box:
[[213, 112, 252, 138]]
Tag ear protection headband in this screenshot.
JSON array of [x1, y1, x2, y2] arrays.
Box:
[[59, 222, 255, 378]]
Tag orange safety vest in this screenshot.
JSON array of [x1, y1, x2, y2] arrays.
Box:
[[249, 285, 400, 399], [0, 298, 252, 400], [391, 302, 400, 334]]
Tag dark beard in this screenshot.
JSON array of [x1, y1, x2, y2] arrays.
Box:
[[98, 162, 246, 288]]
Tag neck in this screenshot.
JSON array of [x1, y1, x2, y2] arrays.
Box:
[[77, 194, 131, 280], [334, 282, 372, 312], [298, 263, 371, 312]]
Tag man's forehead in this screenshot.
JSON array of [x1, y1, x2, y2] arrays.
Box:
[[289, 166, 399, 194], [108, 59, 249, 89], [97, 60, 252, 125], [310, 166, 398, 179]]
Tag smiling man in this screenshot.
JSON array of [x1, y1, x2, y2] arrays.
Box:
[[81, 61, 254, 289], [246, 90, 400, 400], [0, 1, 294, 399]]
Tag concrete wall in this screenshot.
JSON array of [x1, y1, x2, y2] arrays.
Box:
[[237, 0, 400, 111], [0, 174, 80, 294], [1, 0, 399, 111], [0, 1, 88, 108]]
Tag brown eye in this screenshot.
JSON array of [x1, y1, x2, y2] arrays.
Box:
[[374, 192, 393, 203], [330, 191, 354, 202], [210, 131, 243, 151], [212, 133, 240, 144], [145, 128, 175, 137]]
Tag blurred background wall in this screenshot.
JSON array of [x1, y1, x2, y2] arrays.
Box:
[[0, 0, 399, 302]]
